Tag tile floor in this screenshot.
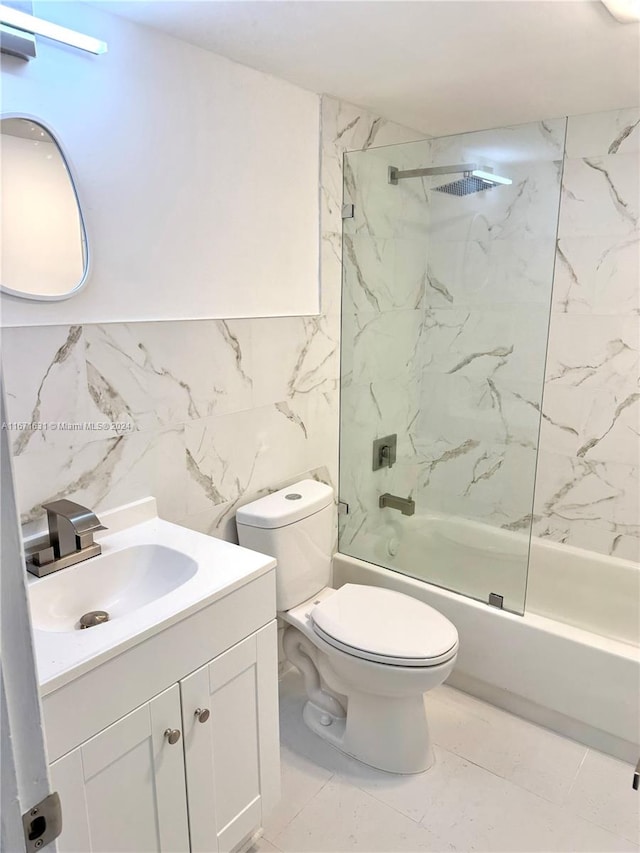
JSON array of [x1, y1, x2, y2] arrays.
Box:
[[255, 670, 640, 853]]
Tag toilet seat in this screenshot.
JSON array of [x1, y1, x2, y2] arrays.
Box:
[[310, 584, 458, 667]]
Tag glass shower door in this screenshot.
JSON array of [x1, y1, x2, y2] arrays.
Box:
[[338, 118, 567, 615]]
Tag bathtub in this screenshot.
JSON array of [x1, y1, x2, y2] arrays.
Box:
[[333, 517, 640, 762]]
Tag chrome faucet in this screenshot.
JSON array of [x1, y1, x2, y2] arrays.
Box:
[[379, 493, 415, 516], [27, 499, 106, 577]]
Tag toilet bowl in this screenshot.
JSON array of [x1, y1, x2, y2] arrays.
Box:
[[236, 480, 459, 775]]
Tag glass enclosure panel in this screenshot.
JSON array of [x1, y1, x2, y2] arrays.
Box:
[[339, 118, 567, 615]]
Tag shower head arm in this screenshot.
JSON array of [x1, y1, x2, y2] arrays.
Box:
[[388, 163, 484, 184]]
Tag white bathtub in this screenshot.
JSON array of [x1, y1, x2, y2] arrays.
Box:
[[334, 519, 640, 762], [369, 512, 640, 645]]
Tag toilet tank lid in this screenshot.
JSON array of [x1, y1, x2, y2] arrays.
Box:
[[236, 480, 334, 529]]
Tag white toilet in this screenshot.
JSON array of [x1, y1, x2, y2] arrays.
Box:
[[236, 479, 458, 775]]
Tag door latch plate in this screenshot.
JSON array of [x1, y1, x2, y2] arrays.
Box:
[[22, 792, 62, 851]]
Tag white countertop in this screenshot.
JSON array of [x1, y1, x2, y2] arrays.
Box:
[[27, 499, 276, 695]]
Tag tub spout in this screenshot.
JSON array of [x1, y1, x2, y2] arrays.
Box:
[[379, 493, 415, 516]]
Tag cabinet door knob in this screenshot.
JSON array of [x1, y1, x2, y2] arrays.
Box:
[[194, 708, 210, 723], [164, 728, 181, 745]]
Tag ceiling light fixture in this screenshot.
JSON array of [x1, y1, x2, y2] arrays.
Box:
[[0, 4, 107, 56], [601, 0, 640, 23]]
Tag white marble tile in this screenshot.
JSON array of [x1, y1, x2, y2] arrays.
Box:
[[532, 514, 640, 562], [417, 373, 542, 450], [342, 235, 427, 314], [341, 309, 425, 387], [559, 153, 639, 239], [420, 304, 550, 388], [343, 147, 407, 241], [429, 118, 566, 165], [539, 383, 640, 466], [417, 437, 539, 529], [532, 450, 639, 556], [340, 377, 420, 460], [184, 402, 312, 515], [427, 236, 556, 309], [427, 686, 588, 805], [553, 235, 640, 315], [544, 314, 639, 395], [320, 96, 423, 235], [84, 319, 253, 430], [251, 317, 338, 409], [303, 390, 340, 492], [565, 749, 640, 844], [1, 324, 92, 455], [566, 108, 640, 159], [320, 230, 343, 318], [15, 426, 187, 530]]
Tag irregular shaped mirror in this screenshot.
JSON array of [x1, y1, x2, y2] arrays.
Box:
[[1, 118, 88, 301]]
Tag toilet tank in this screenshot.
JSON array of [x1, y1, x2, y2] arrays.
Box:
[[236, 480, 334, 611]]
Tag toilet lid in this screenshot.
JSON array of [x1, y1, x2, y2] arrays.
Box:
[[310, 584, 458, 667]]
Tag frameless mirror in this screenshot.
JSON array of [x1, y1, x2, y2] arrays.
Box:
[[1, 117, 88, 301]]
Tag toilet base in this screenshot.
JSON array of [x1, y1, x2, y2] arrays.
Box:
[[302, 694, 434, 775]]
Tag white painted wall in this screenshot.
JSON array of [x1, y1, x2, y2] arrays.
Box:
[[0, 2, 320, 325], [1, 132, 84, 297]]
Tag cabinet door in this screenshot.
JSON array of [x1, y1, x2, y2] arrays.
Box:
[[181, 621, 280, 853], [50, 684, 190, 853]]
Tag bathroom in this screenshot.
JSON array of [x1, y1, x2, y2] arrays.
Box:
[[0, 1, 638, 851]]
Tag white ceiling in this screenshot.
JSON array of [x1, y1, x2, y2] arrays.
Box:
[[92, 0, 639, 135]]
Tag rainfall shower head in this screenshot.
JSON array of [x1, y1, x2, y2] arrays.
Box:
[[433, 169, 512, 196], [388, 164, 512, 196]]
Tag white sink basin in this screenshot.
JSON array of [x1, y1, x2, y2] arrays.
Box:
[[26, 498, 276, 694], [30, 544, 198, 633]]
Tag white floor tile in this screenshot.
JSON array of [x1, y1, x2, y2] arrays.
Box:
[[273, 671, 637, 853], [274, 776, 449, 852], [428, 685, 588, 804], [565, 749, 640, 844], [251, 839, 282, 853], [263, 744, 334, 841], [417, 748, 637, 853]]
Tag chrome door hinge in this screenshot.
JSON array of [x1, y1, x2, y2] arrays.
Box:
[[338, 500, 349, 515], [488, 593, 504, 609], [341, 204, 354, 219], [633, 758, 640, 791], [22, 792, 62, 851]]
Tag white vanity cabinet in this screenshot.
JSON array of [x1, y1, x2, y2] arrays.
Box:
[[50, 684, 190, 852], [43, 572, 280, 853], [46, 604, 279, 853], [180, 625, 280, 853]]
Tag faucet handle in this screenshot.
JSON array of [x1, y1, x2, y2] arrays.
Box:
[[76, 529, 106, 550]]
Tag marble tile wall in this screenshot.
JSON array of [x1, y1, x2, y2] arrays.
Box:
[[338, 139, 429, 559], [532, 107, 640, 561], [0, 96, 421, 546]]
